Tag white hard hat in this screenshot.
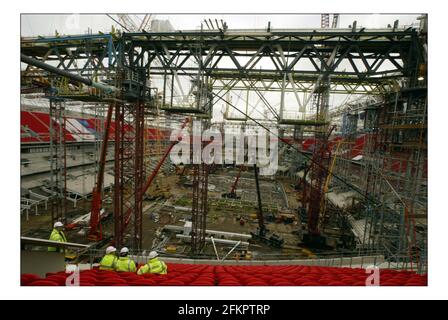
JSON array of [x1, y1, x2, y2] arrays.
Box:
[[148, 251, 159, 259], [54, 221, 64, 228], [120, 247, 129, 254], [106, 246, 116, 254]]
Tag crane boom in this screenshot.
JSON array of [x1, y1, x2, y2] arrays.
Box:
[[88, 103, 114, 241], [231, 167, 243, 195], [253, 164, 266, 235], [332, 14, 340, 28], [122, 118, 190, 231], [139, 14, 153, 31]]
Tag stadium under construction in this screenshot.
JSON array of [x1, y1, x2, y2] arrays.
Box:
[[20, 14, 428, 287]]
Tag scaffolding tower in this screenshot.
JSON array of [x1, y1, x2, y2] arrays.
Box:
[[360, 87, 427, 270], [48, 95, 67, 224]]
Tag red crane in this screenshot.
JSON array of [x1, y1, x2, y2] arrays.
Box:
[[302, 125, 336, 241], [122, 118, 190, 231], [222, 166, 244, 199], [88, 103, 114, 241]]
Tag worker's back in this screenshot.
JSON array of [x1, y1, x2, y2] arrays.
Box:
[[115, 256, 136, 272], [137, 257, 168, 275], [48, 228, 67, 252], [99, 253, 118, 271]]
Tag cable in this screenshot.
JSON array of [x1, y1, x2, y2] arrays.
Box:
[[105, 14, 131, 33]]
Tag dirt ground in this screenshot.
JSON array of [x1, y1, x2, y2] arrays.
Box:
[[21, 168, 310, 259]]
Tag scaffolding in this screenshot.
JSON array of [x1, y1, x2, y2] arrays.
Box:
[[113, 67, 146, 250], [48, 96, 67, 224], [368, 88, 426, 267], [331, 86, 428, 271]]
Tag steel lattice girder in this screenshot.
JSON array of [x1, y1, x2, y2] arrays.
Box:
[[21, 28, 424, 90], [210, 78, 397, 95], [122, 28, 422, 82], [21, 34, 119, 79]]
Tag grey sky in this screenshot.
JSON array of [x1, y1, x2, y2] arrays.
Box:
[[21, 14, 421, 36]]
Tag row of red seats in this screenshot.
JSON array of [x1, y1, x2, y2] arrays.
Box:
[[21, 264, 427, 286], [21, 111, 171, 144], [213, 265, 426, 286]]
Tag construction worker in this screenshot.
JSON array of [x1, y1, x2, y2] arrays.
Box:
[[48, 221, 67, 252], [137, 251, 168, 275], [99, 246, 118, 271], [115, 247, 136, 272]]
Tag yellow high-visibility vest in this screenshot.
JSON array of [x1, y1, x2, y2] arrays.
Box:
[[99, 254, 118, 271], [48, 229, 67, 252], [115, 257, 136, 272], [137, 258, 168, 275]]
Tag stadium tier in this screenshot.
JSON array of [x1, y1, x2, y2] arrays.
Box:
[[21, 111, 171, 144]]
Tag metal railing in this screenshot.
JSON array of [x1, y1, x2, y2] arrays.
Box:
[[82, 247, 426, 273]]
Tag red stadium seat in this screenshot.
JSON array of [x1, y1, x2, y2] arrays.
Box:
[[21, 274, 41, 286], [301, 281, 320, 286], [404, 282, 426, 286], [159, 280, 185, 286], [219, 282, 241, 286], [28, 280, 59, 286], [96, 278, 128, 286], [327, 281, 345, 286], [128, 279, 156, 286], [45, 275, 67, 286], [246, 280, 268, 286], [24, 263, 428, 287], [175, 276, 195, 284]]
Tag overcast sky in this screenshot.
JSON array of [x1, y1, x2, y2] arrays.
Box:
[[21, 14, 422, 36]]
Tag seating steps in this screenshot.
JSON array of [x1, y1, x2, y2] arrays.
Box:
[[21, 264, 427, 286], [21, 111, 171, 144]]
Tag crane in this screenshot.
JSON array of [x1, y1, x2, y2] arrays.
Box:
[[253, 164, 266, 237], [121, 118, 190, 235], [250, 164, 284, 248], [301, 125, 336, 247], [88, 104, 114, 241], [222, 166, 244, 199], [331, 14, 340, 28], [321, 14, 340, 28], [108, 14, 154, 32]]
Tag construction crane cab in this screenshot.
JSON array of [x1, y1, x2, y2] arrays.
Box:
[[222, 192, 240, 199]]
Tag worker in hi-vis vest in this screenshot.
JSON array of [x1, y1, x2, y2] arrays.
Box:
[[115, 247, 136, 272], [48, 221, 67, 252], [137, 251, 168, 275], [99, 246, 118, 271]]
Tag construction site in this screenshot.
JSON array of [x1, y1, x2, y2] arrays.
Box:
[[19, 13, 428, 287]]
